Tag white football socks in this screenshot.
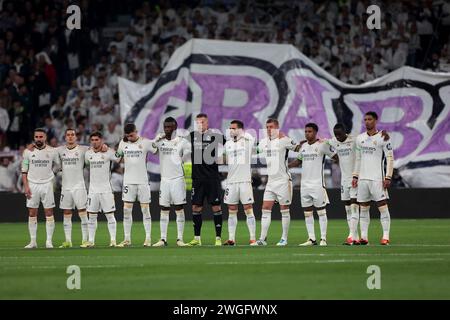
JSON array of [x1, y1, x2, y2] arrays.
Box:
[[359, 206, 370, 240], [88, 213, 98, 244], [245, 208, 256, 241], [378, 205, 391, 240], [46, 215, 55, 243], [79, 210, 89, 242], [160, 210, 170, 241], [304, 211, 315, 241], [260, 209, 271, 241], [317, 209, 327, 240], [28, 216, 37, 244], [141, 204, 152, 241], [123, 204, 133, 242], [105, 213, 117, 242], [228, 209, 238, 241], [280, 209, 290, 241], [175, 209, 185, 241], [63, 214, 72, 243]]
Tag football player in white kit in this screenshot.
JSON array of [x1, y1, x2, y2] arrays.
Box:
[[352, 111, 394, 245], [328, 124, 360, 245], [150, 117, 191, 247], [115, 123, 155, 247], [223, 120, 257, 246], [57, 129, 90, 248], [255, 118, 300, 246], [289, 123, 337, 246], [22, 128, 60, 249], [81, 132, 118, 248]]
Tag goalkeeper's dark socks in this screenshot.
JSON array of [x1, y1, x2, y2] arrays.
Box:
[[192, 212, 202, 236], [213, 211, 223, 237]]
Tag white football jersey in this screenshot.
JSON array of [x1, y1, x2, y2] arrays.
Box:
[[57, 145, 87, 190], [354, 131, 394, 181], [328, 135, 356, 183], [297, 140, 335, 188], [258, 136, 297, 182], [152, 136, 191, 180], [224, 136, 255, 184], [22, 146, 59, 184], [116, 137, 154, 184], [85, 149, 117, 193]]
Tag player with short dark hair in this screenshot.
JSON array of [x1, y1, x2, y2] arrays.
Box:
[[187, 113, 226, 246], [289, 123, 337, 246], [22, 128, 60, 249], [82, 131, 118, 248], [353, 111, 394, 245], [150, 117, 191, 247], [223, 120, 257, 245], [115, 123, 159, 247]]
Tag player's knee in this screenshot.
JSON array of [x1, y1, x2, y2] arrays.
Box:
[[304, 210, 313, 217], [243, 204, 252, 211], [228, 205, 238, 211], [124, 202, 133, 209], [280, 205, 290, 210], [377, 200, 388, 207], [174, 205, 184, 211], [317, 208, 327, 216], [160, 206, 170, 211]]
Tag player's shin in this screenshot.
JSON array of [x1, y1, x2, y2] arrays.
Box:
[[28, 216, 37, 245], [260, 209, 272, 241], [213, 210, 223, 238], [88, 213, 98, 244], [105, 213, 117, 242], [78, 210, 89, 242], [317, 209, 328, 240], [378, 205, 391, 240], [280, 209, 290, 241], [227, 208, 238, 242], [141, 203, 151, 242], [345, 205, 352, 238], [350, 203, 360, 240], [175, 209, 185, 241], [63, 214, 72, 243], [45, 215, 55, 244], [359, 205, 370, 240], [304, 210, 315, 241], [244, 208, 256, 241], [192, 211, 202, 240], [123, 203, 133, 242], [160, 209, 170, 241]]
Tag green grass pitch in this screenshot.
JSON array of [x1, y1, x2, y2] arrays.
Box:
[[1, 219, 450, 300]]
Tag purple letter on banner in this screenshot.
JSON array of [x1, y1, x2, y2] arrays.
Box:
[[191, 73, 269, 130], [283, 76, 334, 138], [418, 108, 450, 156], [355, 96, 424, 159]]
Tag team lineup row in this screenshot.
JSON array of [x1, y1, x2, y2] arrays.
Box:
[[21, 111, 394, 249]]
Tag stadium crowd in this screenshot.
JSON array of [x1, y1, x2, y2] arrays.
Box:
[[0, 0, 444, 191]]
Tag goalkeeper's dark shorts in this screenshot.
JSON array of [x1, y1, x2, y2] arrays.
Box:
[[191, 179, 222, 206]]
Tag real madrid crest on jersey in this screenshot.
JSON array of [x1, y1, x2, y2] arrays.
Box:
[[139, 144, 143, 149], [101, 155, 104, 159], [46, 154, 49, 158], [75, 152, 79, 156], [374, 141, 377, 146]]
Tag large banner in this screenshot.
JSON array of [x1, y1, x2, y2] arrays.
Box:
[[119, 39, 450, 187]]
